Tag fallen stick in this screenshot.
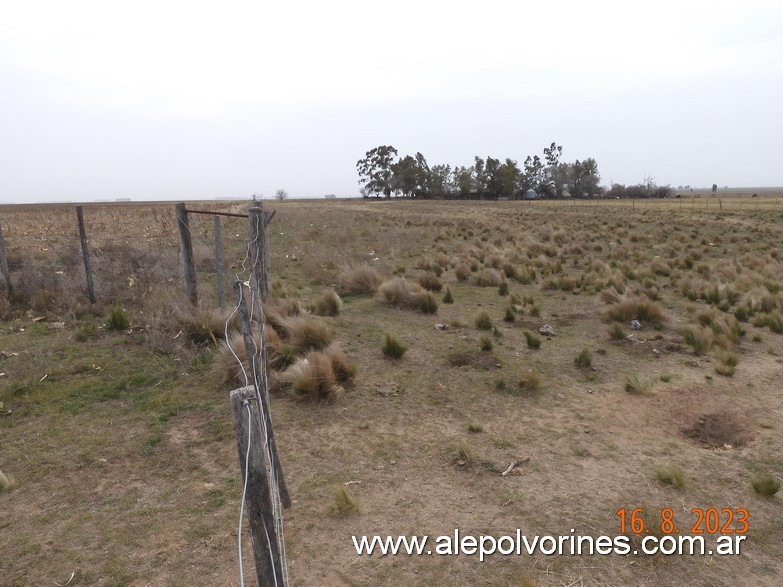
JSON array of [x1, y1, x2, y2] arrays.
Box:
[[501, 456, 530, 476]]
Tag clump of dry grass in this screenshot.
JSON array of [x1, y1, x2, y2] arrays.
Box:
[[174, 303, 233, 346], [280, 352, 343, 401], [281, 316, 334, 352], [379, 277, 438, 314], [0, 471, 16, 493], [418, 272, 443, 292], [605, 295, 666, 326], [474, 310, 493, 331], [215, 326, 297, 387], [711, 348, 739, 376], [624, 373, 656, 394], [752, 474, 780, 497], [455, 263, 471, 281], [656, 464, 685, 488], [313, 288, 342, 316], [382, 333, 408, 359], [473, 268, 502, 287], [518, 369, 543, 396], [338, 264, 382, 295], [329, 486, 360, 515], [574, 348, 592, 368]]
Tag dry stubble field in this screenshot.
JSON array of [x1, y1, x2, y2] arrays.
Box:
[[1, 197, 782, 586]]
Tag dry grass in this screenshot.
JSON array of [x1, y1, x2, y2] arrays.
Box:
[[313, 288, 342, 316], [338, 264, 383, 295], [0, 471, 15, 493], [279, 352, 343, 402], [281, 316, 335, 352], [656, 464, 686, 488], [604, 295, 666, 326], [379, 277, 438, 313], [329, 486, 360, 515], [4, 198, 783, 586]]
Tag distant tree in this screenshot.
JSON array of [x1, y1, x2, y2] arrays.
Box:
[[521, 155, 546, 193], [454, 166, 474, 197], [426, 163, 453, 198], [570, 158, 602, 198], [543, 142, 566, 197], [357, 145, 399, 197], [275, 189, 288, 201], [392, 152, 429, 197]]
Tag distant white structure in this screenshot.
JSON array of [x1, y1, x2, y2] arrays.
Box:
[[524, 189, 538, 200]]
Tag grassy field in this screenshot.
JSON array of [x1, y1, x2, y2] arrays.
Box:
[[1, 197, 782, 586]]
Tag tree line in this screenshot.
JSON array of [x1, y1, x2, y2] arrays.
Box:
[[356, 143, 602, 200], [356, 144, 673, 200]]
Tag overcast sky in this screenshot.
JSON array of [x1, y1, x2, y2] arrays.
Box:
[[1, 0, 782, 202]]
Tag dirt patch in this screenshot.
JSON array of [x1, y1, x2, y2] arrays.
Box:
[[684, 408, 756, 448], [447, 350, 497, 370]]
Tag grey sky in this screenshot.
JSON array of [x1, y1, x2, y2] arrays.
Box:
[[1, 0, 781, 202]]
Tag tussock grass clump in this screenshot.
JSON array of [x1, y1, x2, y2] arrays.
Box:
[[498, 281, 509, 296], [323, 345, 357, 384], [656, 464, 686, 488], [418, 272, 443, 292], [752, 310, 783, 333], [524, 331, 541, 349], [175, 304, 232, 346], [504, 306, 515, 322], [382, 333, 408, 359], [683, 325, 715, 353], [455, 264, 471, 281], [417, 291, 439, 314], [442, 287, 454, 304], [74, 322, 98, 342], [605, 296, 666, 326], [474, 310, 493, 331], [338, 264, 382, 295], [518, 369, 543, 395], [609, 323, 625, 340], [280, 352, 343, 402], [330, 486, 360, 515], [711, 348, 738, 376], [473, 268, 502, 287], [313, 288, 342, 316], [105, 307, 130, 331], [0, 471, 16, 493], [282, 316, 334, 352], [574, 348, 592, 368], [479, 336, 493, 351], [467, 423, 484, 433], [624, 373, 656, 394], [379, 277, 438, 314], [216, 326, 297, 386], [751, 474, 780, 497]]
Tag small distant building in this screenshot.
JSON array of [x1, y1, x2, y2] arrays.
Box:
[[524, 189, 538, 200]]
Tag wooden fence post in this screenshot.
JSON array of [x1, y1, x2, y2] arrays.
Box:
[[76, 206, 97, 304], [0, 221, 12, 298], [248, 204, 270, 302], [233, 280, 291, 508], [214, 215, 224, 310], [175, 203, 198, 305], [230, 385, 287, 587]]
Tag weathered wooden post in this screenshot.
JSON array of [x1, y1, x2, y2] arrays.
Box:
[[230, 385, 287, 587], [233, 280, 291, 508], [248, 203, 270, 302], [214, 215, 224, 309], [175, 203, 198, 305], [76, 206, 96, 304], [0, 221, 12, 298]]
